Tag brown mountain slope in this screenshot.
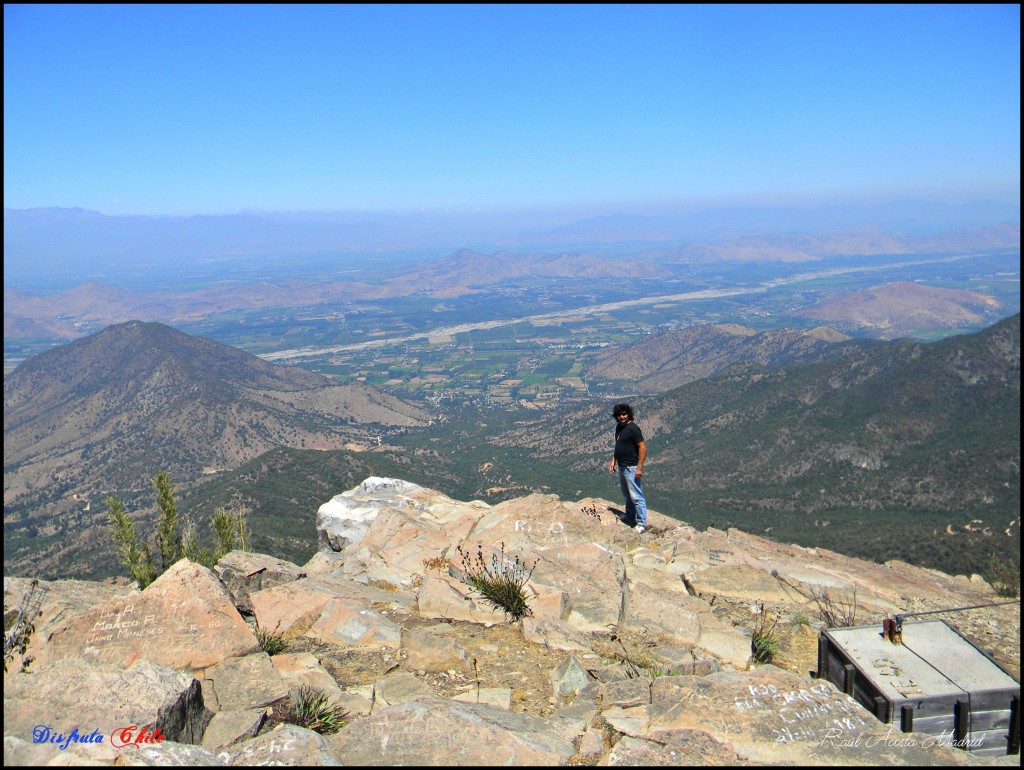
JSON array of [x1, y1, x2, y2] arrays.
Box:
[[586, 323, 863, 393], [796, 281, 1002, 339], [3, 321, 431, 538]]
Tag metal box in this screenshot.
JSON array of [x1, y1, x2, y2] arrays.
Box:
[[817, 619, 1019, 756]]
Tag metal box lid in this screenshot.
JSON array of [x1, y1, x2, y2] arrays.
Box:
[[823, 619, 1019, 701]]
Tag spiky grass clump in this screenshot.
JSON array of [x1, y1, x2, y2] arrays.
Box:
[[456, 542, 538, 621], [288, 686, 349, 735], [255, 622, 287, 657], [751, 601, 780, 664]]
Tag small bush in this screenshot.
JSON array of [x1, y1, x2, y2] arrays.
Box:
[[751, 601, 780, 664], [987, 553, 1020, 598], [422, 555, 448, 572], [789, 609, 813, 626], [455, 542, 538, 621], [4, 579, 46, 673], [288, 686, 349, 734], [255, 622, 287, 656], [810, 586, 859, 628]]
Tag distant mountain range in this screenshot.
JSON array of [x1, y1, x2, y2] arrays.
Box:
[[496, 200, 1020, 246], [3, 321, 430, 577], [3, 248, 667, 340], [582, 283, 1010, 390], [4, 201, 1018, 291], [5, 219, 1019, 343]]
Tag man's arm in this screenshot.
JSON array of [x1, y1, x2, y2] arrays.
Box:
[[636, 441, 646, 477]]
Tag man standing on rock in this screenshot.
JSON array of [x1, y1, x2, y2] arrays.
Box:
[[609, 403, 648, 534]]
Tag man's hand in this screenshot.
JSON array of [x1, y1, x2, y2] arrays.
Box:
[[609, 459, 616, 473]]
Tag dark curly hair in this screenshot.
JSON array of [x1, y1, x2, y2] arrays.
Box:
[[612, 403, 634, 420]]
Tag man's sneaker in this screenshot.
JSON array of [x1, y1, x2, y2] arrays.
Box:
[[634, 525, 646, 534]]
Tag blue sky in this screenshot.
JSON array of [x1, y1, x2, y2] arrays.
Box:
[[3, 4, 1020, 216]]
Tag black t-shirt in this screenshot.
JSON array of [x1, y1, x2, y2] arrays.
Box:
[[614, 421, 644, 466]]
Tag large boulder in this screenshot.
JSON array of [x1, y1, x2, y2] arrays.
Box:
[[317, 477, 483, 554], [213, 550, 306, 615], [44, 559, 259, 671], [3, 657, 213, 758]]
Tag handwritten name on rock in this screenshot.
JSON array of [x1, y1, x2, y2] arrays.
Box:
[[734, 682, 870, 744]]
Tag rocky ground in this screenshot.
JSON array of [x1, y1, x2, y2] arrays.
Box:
[[4, 478, 1020, 766]]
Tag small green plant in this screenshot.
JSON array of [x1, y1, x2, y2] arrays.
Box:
[[180, 519, 215, 569], [212, 505, 251, 561], [987, 553, 1020, 598], [151, 470, 181, 573], [107, 496, 158, 589], [287, 686, 349, 734], [789, 608, 813, 626], [455, 542, 538, 621], [751, 601, 780, 664], [255, 621, 287, 656]]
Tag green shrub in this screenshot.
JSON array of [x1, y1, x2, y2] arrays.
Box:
[[751, 601, 780, 664], [789, 609, 813, 626], [106, 471, 252, 587], [212, 505, 251, 561], [255, 622, 287, 656], [455, 542, 538, 621], [287, 686, 349, 734], [106, 496, 158, 589], [987, 553, 1020, 598]]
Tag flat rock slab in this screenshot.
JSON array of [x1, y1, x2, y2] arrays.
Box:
[[307, 596, 403, 648], [2, 576, 138, 671], [220, 724, 342, 766], [331, 695, 575, 765], [687, 563, 794, 603], [647, 667, 973, 765], [200, 652, 289, 712], [601, 729, 748, 766], [534, 543, 627, 634], [200, 708, 266, 749], [251, 575, 414, 636]]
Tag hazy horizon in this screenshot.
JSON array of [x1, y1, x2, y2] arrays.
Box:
[[4, 5, 1020, 218]]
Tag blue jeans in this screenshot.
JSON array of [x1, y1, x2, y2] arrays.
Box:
[[617, 465, 647, 528]]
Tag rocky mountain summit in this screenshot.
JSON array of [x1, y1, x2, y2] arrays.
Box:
[[4, 478, 1019, 765]]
